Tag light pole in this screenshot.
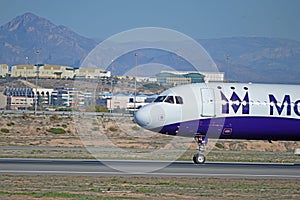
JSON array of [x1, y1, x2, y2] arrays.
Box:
[[134, 53, 138, 114], [25, 56, 29, 112], [34, 49, 40, 115], [110, 60, 114, 115], [226, 54, 230, 82]]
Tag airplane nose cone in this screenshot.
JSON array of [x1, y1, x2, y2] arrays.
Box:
[[134, 107, 151, 127]]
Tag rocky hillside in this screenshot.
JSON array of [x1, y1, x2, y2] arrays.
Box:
[[200, 37, 300, 83], [0, 12, 97, 66]]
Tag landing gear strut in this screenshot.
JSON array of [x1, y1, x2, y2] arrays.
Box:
[[193, 135, 207, 164]]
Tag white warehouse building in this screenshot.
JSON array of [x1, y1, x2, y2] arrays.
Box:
[[0, 64, 9, 77], [75, 68, 111, 79]]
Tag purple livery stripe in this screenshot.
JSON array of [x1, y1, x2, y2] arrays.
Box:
[[153, 117, 300, 141]]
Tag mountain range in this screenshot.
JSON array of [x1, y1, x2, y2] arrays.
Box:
[[0, 12, 97, 66], [1, 12, 300, 84]]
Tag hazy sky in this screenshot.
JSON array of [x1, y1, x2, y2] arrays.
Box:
[[1, 0, 300, 41]]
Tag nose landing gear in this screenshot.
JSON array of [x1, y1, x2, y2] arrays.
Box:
[[193, 135, 207, 164]]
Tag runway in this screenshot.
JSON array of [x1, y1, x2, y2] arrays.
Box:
[[0, 158, 299, 178]]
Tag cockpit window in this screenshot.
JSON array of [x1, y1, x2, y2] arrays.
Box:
[[165, 96, 175, 104], [175, 96, 183, 104], [154, 96, 166, 102], [154, 95, 183, 104]]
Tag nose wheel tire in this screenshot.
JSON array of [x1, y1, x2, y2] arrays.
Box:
[[193, 135, 207, 164], [193, 153, 206, 164]]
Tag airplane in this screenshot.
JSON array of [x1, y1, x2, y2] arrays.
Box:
[[134, 82, 300, 164]]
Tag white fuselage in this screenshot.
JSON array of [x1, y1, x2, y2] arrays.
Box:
[[134, 83, 300, 141]]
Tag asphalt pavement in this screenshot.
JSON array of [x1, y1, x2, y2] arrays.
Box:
[[0, 158, 299, 178]]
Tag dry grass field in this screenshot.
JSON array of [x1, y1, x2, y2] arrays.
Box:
[[0, 175, 300, 200], [0, 113, 299, 163]]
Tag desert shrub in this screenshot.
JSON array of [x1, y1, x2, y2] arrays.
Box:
[[108, 126, 118, 132], [50, 114, 60, 121], [215, 143, 224, 149], [92, 127, 99, 131], [1, 128, 9, 133], [22, 113, 29, 119], [48, 128, 66, 134], [6, 122, 15, 126], [56, 107, 72, 112], [132, 126, 140, 131], [142, 82, 162, 90], [86, 104, 109, 112]]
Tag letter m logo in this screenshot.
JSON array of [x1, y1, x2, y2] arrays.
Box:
[[221, 91, 249, 114]]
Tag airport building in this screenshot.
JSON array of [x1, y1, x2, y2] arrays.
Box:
[[10, 65, 36, 78], [75, 68, 111, 79], [4, 87, 54, 109], [156, 71, 205, 86], [4, 88, 32, 110], [10, 64, 111, 79], [6, 96, 34, 110], [10, 64, 75, 79], [51, 88, 81, 108], [3, 85, 158, 111], [201, 72, 225, 82], [38, 65, 74, 79], [105, 93, 157, 111], [3, 86, 97, 110], [156, 71, 224, 86], [0, 93, 7, 109], [0, 64, 9, 77]]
